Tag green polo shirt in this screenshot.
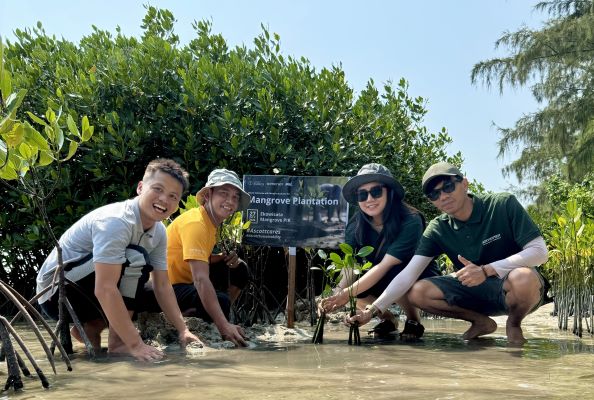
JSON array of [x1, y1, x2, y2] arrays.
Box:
[[345, 211, 424, 265], [415, 193, 541, 270]]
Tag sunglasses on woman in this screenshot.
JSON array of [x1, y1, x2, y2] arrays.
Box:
[[356, 185, 385, 202], [426, 177, 461, 201]]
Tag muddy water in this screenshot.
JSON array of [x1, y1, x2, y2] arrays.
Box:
[[3, 304, 593, 400]]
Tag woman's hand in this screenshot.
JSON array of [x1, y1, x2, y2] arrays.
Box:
[[320, 289, 349, 313], [346, 307, 373, 327]]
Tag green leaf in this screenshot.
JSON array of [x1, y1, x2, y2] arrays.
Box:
[[231, 136, 239, 149], [55, 126, 64, 149], [82, 115, 90, 132], [3, 89, 27, 117], [356, 245, 374, 258], [330, 253, 342, 265], [576, 224, 584, 237], [23, 122, 50, 150], [3, 123, 25, 148], [0, 164, 18, 180], [317, 249, 327, 259], [82, 125, 94, 142], [344, 254, 353, 267], [67, 114, 81, 138], [339, 242, 353, 255], [26, 111, 48, 127], [63, 140, 78, 161], [573, 208, 582, 223], [18, 141, 33, 160], [0, 69, 11, 102], [0, 40, 5, 94], [38, 150, 54, 166]]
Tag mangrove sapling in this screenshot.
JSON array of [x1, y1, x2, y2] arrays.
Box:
[[0, 39, 93, 389], [234, 246, 280, 326], [310, 249, 341, 344], [304, 247, 319, 327], [216, 210, 251, 256], [547, 199, 594, 337], [313, 244, 373, 345]]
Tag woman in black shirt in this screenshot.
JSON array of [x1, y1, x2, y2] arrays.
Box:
[[323, 163, 440, 339]]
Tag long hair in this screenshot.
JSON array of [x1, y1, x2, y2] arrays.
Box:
[[354, 187, 423, 246]]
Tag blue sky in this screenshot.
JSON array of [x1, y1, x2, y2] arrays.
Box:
[[1, 1, 545, 193]]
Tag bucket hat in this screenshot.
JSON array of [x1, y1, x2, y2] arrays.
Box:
[[342, 163, 405, 203], [421, 162, 463, 194], [196, 169, 251, 211]]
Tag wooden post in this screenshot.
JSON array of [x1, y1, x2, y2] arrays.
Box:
[[286, 246, 297, 328]]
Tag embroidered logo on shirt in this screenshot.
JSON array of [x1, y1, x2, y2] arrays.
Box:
[[482, 234, 501, 246]]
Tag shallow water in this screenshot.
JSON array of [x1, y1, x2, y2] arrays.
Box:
[[2, 304, 593, 400]]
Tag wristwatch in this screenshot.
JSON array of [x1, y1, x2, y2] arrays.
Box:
[[365, 304, 382, 318]]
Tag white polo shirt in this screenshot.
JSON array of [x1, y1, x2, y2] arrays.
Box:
[[36, 197, 168, 303]]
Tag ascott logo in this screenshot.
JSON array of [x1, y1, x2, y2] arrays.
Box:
[[482, 234, 502, 246]]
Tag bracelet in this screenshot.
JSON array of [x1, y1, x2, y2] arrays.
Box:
[[480, 265, 489, 278], [365, 304, 382, 318]]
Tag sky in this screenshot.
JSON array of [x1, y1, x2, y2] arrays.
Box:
[[1, 1, 546, 193]]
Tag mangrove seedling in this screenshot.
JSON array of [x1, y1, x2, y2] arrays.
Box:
[[312, 243, 373, 345], [216, 210, 251, 255]]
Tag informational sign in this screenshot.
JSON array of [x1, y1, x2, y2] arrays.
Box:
[[242, 175, 349, 248]]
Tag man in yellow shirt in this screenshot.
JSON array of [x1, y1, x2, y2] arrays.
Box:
[[167, 169, 251, 346]]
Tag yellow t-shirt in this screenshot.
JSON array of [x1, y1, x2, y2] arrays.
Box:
[[167, 206, 216, 284]]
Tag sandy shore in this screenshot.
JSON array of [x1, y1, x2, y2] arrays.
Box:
[[137, 302, 590, 355]]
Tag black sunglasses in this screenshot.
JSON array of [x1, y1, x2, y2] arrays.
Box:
[[356, 185, 385, 202], [426, 178, 461, 201]]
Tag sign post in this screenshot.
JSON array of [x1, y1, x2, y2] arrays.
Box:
[[287, 246, 297, 328], [243, 175, 348, 327]]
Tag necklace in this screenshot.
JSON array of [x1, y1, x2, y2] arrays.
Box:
[[372, 222, 383, 231]]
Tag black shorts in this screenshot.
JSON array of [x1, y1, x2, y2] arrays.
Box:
[[39, 272, 154, 323], [209, 260, 249, 291], [172, 283, 231, 322], [426, 269, 548, 316]]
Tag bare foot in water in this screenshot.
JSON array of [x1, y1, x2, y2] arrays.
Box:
[[462, 317, 497, 340], [71, 321, 103, 349], [70, 325, 83, 343], [107, 343, 129, 355], [506, 325, 527, 346], [107, 331, 129, 354]]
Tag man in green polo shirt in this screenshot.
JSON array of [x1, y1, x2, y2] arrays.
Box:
[[349, 162, 549, 345]]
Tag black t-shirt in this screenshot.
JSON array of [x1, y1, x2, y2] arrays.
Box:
[[345, 210, 424, 266]]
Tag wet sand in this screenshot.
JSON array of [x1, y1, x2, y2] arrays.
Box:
[[4, 303, 593, 399]]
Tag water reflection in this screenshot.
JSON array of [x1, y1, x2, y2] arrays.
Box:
[[3, 305, 593, 400]]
